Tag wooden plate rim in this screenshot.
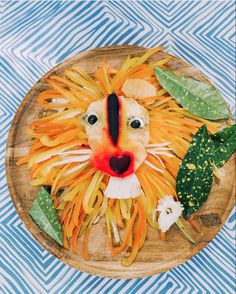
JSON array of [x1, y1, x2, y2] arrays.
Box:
[[5, 45, 235, 278]]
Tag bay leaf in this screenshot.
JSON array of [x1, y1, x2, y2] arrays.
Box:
[[154, 67, 231, 120], [211, 124, 236, 168], [28, 186, 63, 245], [176, 125, 214, 219]]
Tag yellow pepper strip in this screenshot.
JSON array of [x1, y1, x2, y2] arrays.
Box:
[[112, 203, 138, 255], [72, 64, 104, 94], [45, 78, 81, 104], [82, 226, 92, 260], [82, 171, 104, 214], [112, 47, 163, 90], [79, 208, 101, 238], [62, 230, 69, 249], [105, 208, 114, 253], [153, 56, 172, 67], [119, 199, 131, 220], [79, 190, 103, 238], [39, 129, 83, 147], [69, 168, 97, 188], [138, 195, 158, 229], [33, 109, 81, 125], [136, 170, 157, 206], [37, 89, 64, 105], [64, 69, 102, 99], [51, 164, 70, 196], [107, 207, 121, 246], [72, 183, 88, 224], [101, 61, 113, 94], [51, 74, 100, 101], [152, 97, 173, 108], [63, 185, 82, 202], [156, 89, 167, 96], [30, 176, 47, 186], [32, 156, 59, 178], [114, 200, 124, 229], [28, 139, 83, 168]]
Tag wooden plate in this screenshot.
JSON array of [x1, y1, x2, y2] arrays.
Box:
[[6, 45, 235, 278]]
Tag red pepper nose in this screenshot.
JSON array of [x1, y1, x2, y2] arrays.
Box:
[[109, 155, 131, 175]]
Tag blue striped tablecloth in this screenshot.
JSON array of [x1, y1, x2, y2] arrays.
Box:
[[0, 1, 235, 293]]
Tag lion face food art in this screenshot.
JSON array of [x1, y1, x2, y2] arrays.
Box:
[[82, 95, 149, 199], [18, 47, 221, 266]]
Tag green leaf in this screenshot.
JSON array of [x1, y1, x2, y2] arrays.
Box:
[[28, 187, 63, 245], [154, 67, 231, 120], [211, 124, 236, 168], [211, 124, 236, 141], [176, 125, 214, 219]]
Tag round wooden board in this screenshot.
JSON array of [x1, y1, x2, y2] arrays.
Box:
[[6, 45, 235, 278]]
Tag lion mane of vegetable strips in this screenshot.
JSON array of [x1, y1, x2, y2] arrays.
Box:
[[17, 47, 235, 267]]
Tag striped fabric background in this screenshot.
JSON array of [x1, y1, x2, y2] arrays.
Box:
[[0, 0, 235, 293]]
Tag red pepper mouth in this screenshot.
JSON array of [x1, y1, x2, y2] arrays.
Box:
[[90, 150, 134, 178], [109, 154, 131, 175]]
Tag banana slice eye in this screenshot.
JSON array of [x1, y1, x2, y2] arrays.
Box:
[[82, 112, 99, 126], [129, 117, 145, 129], [87, 114, 98, 125]]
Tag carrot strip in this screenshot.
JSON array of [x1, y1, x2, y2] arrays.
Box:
[[108, 198, 116, 208], [121, 202, 146, 266], [188, 215, 201, 233], [82, 227, 91, 260], [160, 231, 166, 240], [71, 226, 80, 250], [139, 95, 167, 103]]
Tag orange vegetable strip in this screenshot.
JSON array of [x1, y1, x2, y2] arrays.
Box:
[[82, 226, 92, 260], [108, 198, 116, 208], [112, 203, 138, 255], [64, 203, 75, 238], [70, 210, 86, 249], [72, 184, 88, 224], [63, 230, 69, 249], [160, 231, 166, 240], [121, 202, 146, 266], [71, 226, 80, 250], [53, 198, 59, 208], [32, 156, 58, 178], [128, 67, 154, 79], [61, 201, 74, 222], [139, 95, 167, 103], [45, 78, 80, 103], [70, 168, 97, 188], [188, 215, 201, 233], [137, 170, 157, 204], [37, 90, 63, 104]]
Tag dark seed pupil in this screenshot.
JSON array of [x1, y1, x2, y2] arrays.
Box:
[[131, 119, 141, 129], [88, 115, 98, 125]]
